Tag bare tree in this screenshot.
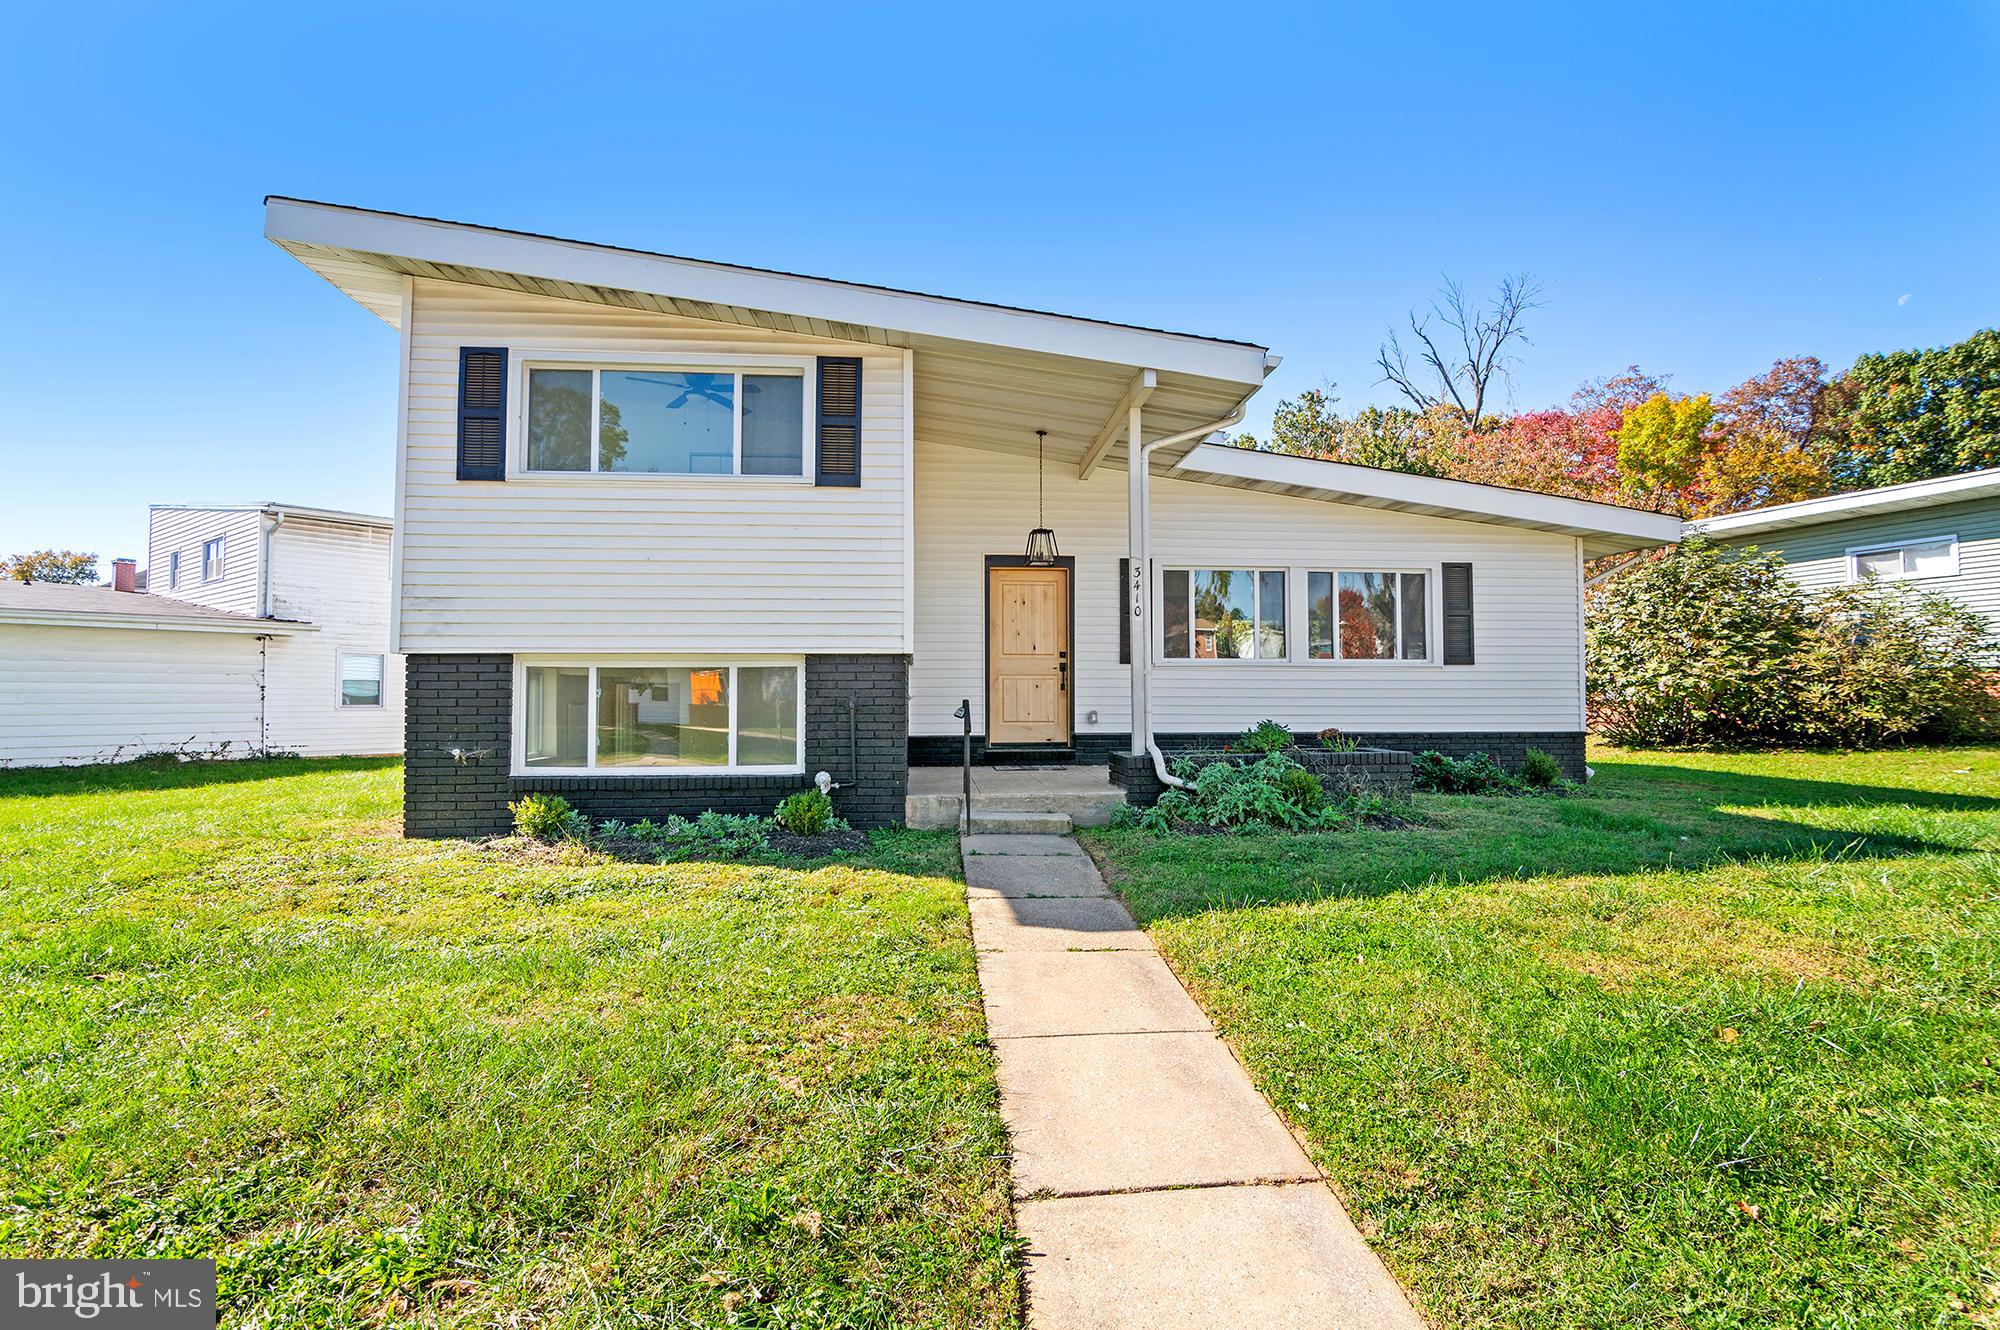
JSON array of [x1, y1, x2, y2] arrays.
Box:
[[1376, 274, 1543, 426]]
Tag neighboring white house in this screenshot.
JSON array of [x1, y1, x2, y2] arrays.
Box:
[[0, 503, 402, 767], [264, 197, 1681, 834]]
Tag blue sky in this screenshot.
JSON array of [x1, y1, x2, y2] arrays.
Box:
[[3, 2, 1996, 568]]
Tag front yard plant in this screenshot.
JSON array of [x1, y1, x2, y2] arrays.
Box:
[[0, 758, 1017, 1327], [509, 788, 860, 861], [1588, 537, 1994, 747]]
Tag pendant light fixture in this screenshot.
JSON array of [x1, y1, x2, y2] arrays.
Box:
[[1025, 429, 1060, 566]]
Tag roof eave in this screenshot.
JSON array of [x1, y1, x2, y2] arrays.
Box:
[[263, 198, 1272, 384], [1175, 443, 1685, 556], [1693, 469, 2000, 538], [0, 609, 317, 634]]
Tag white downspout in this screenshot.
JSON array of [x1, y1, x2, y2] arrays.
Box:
[[1128, 404, 1247, 790], [258, 509, 286, 618]]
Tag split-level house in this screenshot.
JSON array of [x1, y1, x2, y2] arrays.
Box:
[[1, 502, 400, 766], [264, 198, 1681, 834]]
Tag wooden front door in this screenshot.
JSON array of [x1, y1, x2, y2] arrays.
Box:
[[987, 565, 1071, 746]]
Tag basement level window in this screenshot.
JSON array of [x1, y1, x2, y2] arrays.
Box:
[[517, 661, 803, 775], [339, 654, 384, 707], [524, 365, 807, 477]]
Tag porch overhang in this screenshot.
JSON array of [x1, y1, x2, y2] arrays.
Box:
[[264, 197, 1276, 474], [1175, 444, 1685, 558]]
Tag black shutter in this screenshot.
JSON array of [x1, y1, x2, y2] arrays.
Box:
[[815, 356, 862, 486], [456, 347, 508, 481], [1119, 558, 1131, 664], [1442, 562, 1475, 665]]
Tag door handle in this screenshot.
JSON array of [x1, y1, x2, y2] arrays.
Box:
[[1057, 650, 1069, 690]]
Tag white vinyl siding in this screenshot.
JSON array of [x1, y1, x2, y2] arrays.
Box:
[[399, 278, 909, 654], [147, 507, 262, 616], [0, 624, 266, 766], [1710, 495, 2000, 625], [262, 516, 402, 756], [911, 439, 1585, 739]]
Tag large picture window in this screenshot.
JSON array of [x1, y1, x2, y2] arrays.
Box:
[[1309, 571, 1428, 661], [518, 661, 802, 774], [1161, 569, 1286, 660], [525, 365, 807, 477]]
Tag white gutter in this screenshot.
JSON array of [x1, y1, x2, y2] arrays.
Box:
[[1129, 405, 1248, 791]]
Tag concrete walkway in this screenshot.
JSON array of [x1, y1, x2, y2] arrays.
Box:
[[962, 833, 1426, 1330]]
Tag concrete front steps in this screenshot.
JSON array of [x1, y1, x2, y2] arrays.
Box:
[[905, 764, 1128, 831]]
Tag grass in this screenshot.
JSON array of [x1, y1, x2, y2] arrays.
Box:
[[1082, 745, 2000, 1330], [0, 758, 1017, 1328]]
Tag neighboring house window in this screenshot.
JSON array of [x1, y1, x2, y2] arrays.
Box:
[[1160, 569, 1286, 660], [168, 552, 181, 589], [201, 536, 225, 582], [339, 654, 385, 707], [524, 365, 807, 477], [518, 661, 803, 774], [1308, 570, 1429, 661], [1849, 537, 1957, 582]]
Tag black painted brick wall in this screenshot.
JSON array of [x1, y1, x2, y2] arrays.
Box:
[[924, 728, 1589, 795], [404, 654, 909, 838], [404, 655, 512, 838]]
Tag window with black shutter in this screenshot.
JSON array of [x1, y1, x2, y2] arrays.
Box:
[[457, 347, 508, 481], [815, 356, 861, 486]]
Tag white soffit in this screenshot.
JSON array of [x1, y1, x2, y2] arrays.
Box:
[[264, 197, 1276, 473], [1177, 444, 1684, 557]]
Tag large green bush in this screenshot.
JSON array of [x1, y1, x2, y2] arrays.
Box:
[[1588, 538, 1992, 747]]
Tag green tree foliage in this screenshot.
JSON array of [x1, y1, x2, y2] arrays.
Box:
[[1239, 387, 1453, 476], [3, 550, 98, 584], [1613, 392, 1715, 497], [1836, 329, 2000, 486], [1588, 538, 1992, 747]]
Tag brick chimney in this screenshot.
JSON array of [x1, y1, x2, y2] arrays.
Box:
[[111, 558, 137, 593]]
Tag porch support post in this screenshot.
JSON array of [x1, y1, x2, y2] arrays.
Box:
[[1127, 401, 1148, 759]]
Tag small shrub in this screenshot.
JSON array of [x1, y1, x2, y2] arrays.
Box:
[[1315, 727, 1358, 752], [774, 789, 836, 836], [509, 793, 577, 842], [1145, 753, 1346, 831], [1276, 765, 1327, 814], [1413, 750, 1517, 795], [1519, 747, 1563, 789], [1238, 720, 1295, 754]]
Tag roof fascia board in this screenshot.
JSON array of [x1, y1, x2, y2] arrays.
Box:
[[1178, 443, 1685, 544], [148, 502, 392, 529], [1693, 469, 2000, 536], [0, 609, 317, 634], [264, 199, 1271, 384]]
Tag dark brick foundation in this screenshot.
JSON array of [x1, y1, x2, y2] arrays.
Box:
[[404, 654, 909, 838], [926, 729, 1589, 805]]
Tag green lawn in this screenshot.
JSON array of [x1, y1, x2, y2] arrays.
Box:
[[1082, 745, 2000, 1330], [0, 759, 1017, 1328]]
